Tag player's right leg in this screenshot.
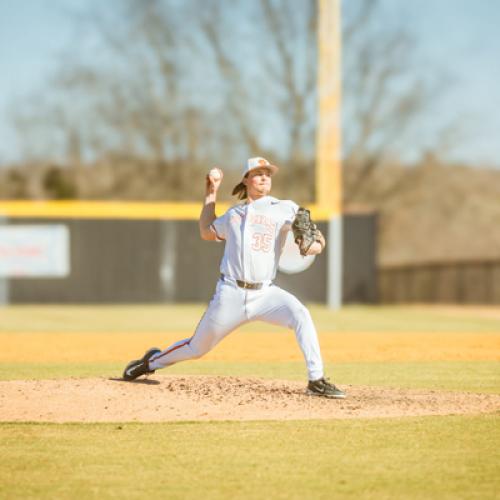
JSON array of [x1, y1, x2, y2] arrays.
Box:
[[148, 311, 240, 371], [122, 279, 246, 380]]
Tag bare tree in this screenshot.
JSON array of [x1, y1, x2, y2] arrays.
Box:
[[8, 0, 456, 203], [341, 0, 452, 204], [257, 0, 317, 164]]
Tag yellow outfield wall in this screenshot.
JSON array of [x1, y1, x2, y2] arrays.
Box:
[[0, 201, 335, 220], [1, 331, 499, 363]]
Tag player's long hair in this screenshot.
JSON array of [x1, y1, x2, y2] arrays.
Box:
[[232, 182, 247, 200], [232, 174, 249, 200]]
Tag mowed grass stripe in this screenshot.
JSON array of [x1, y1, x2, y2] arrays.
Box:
[[0, 416, 498, 500], [1, 331, 499, 363], [1, 361, 498, 393], [1, 305, 499, 333]]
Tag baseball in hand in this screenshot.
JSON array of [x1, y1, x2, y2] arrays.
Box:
[[209, 168, 222, 180]]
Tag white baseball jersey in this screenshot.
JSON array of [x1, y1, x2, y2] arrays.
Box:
[[211, 196, 299, 283]]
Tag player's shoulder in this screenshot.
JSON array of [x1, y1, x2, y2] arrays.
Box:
[[218, 202, 245, 219], [228, 201, 246, 212], [268, 197, 299, 212]]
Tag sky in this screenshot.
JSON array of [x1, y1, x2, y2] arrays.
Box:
[[383, 0, 500, 166], [0, 0, 500, 167]]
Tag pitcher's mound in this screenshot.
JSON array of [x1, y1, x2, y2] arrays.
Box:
[[1, 375, 499, 422]]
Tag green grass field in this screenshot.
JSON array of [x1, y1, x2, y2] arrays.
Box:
[[1, 305, 499, 499], [1, 417, 498, 499], [0, 304, 499, 333]]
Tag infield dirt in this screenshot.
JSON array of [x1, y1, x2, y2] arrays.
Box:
[[1, 375, 499, 422]]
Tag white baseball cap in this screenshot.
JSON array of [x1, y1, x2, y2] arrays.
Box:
[[242, 157, 279, 178]]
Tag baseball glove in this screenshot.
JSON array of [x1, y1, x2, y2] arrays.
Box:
[[292, 207, 321, 256]]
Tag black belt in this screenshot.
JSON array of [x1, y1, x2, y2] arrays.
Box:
[[220, 274, 264, 290]]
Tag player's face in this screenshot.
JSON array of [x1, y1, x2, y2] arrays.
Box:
[[244, 168, 272, 198]]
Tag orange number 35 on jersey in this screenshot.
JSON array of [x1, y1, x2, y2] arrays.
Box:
[[251, 232, 273, 252]]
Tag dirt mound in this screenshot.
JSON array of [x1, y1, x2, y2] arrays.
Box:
[[1, 375, 498, 422]]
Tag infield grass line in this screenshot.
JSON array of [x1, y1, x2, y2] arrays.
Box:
[[1, 304, 499, 333], [1, 360, 498, 393]]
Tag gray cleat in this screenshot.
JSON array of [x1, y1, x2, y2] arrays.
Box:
[[307, 378, 346, 399]]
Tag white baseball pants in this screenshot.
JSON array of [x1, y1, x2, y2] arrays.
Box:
[[149, 278, 324, 381]]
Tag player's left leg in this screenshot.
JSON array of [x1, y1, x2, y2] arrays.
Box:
[[246, 285, 345, 399], [246, 285, 323, 380]]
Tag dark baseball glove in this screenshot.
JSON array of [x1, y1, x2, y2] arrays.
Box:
[[292, 207, 321, 256]]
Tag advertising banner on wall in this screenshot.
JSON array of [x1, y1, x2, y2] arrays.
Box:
[[0, 225, 70, 278]]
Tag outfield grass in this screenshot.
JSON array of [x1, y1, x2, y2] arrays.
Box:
[[1, 360, 498, 393], [1, 416, 498, 500], [0, 304, 499, 333]]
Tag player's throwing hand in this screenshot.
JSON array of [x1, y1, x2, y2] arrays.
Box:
[[206, 167, 223, 195]]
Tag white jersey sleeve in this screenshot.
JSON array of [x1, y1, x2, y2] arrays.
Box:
[[211, 210, 229, 242], [281, 200, 300, 226]]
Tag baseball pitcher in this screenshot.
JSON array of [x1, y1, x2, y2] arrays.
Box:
[[123, 157, 345, 399]]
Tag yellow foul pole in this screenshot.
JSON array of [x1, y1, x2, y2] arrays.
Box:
[[317, 0, 343, 308], [316, 0, 342, 216]]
